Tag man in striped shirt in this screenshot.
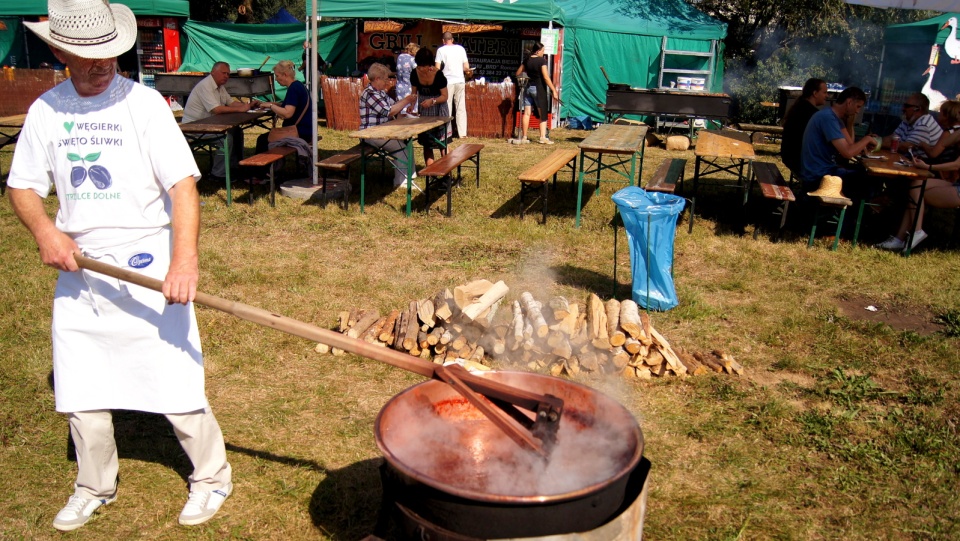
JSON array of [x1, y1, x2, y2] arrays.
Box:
[[883, 93, 942, 157]]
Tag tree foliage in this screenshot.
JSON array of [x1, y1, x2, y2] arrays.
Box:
[[686, 0, 940, 122], [188, 0, 306, 23]]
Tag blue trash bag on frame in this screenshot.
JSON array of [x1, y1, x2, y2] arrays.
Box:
[[611, 187, 685, 311]]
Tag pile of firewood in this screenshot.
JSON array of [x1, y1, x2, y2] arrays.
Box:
[[316, 280, 742, 379]]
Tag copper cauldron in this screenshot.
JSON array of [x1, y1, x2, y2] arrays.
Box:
[[375, 371, 644, 539]]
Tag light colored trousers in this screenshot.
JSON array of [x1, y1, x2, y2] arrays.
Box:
[[362, 138, 413, 185], [68, 409, 231, 499], [448, 82, 467, 138]]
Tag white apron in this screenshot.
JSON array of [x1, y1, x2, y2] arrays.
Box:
[[52, 227, 207, 413]]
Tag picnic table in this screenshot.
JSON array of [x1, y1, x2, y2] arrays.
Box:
[[347, 115, 451, 216], [575, 123, 648, 227], [861, 150, 932, 256], [179, 109, 274, 206], [687, 129, 756, 233]]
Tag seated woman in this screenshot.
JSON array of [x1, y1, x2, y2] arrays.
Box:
[[408, 48, 450, 167], [876, 133, 960, 252], [918, 100, 960, 177], [251, 60, 311, 154], [358, 62, 417, 189]]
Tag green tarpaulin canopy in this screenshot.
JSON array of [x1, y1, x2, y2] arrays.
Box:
[[179, 20, 354, 99], [309, 0, 726, 120], [0, 0, 190, 17]]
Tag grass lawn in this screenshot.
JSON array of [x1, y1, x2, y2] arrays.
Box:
[[1, 123, 959, 540]]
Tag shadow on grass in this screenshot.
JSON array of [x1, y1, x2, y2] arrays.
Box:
[[489, 180, 591, 221], [309, 457, 397, 540]]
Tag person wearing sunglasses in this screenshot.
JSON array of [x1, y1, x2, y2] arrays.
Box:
[[881, 93, 942, 157]]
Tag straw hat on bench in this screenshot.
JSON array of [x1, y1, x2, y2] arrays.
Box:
[[808, 175, 849, 202]]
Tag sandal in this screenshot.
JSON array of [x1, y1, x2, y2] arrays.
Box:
[[538, 138, 554, 145]]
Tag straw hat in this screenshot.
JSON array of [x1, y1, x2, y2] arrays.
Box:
[[808, 175, 846, 199], [24, 0, 136, 60]]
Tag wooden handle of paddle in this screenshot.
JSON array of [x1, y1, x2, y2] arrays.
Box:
[[71, 255, 558, 412]]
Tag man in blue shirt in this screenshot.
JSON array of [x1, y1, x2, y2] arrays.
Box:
[[799, 87, 878, 193]]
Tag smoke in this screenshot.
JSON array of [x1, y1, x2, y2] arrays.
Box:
[[379, 380, 638, 497]]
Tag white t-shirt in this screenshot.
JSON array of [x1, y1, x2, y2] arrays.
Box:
[[8, 74, 200, 245], [181, 74, 234, 123], [436, 44, 469, 85]]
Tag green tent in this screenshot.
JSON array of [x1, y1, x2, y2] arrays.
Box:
[[0, 0, 190, 16], [178, 20, 354, 99], [880, 13, 959, 112], [309, 0, 726, 120]]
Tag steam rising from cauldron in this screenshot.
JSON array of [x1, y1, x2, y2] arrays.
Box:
[[379, 381, 635, 497]]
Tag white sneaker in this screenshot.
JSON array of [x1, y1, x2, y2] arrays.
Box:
[[178, 483, 232, 526], [903, 230, 927, 252], [53, 494, 116, 531], [876, 236, 905, 251]]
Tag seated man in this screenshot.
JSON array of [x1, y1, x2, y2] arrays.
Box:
[[882, 93, 942, 157], [181, 62, 250, 179], [359, 62, 417, 189], [781, 78, 827, 174], [799, 86, 878, 195]]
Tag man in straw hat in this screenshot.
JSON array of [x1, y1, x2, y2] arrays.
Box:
[[800, 86, 879, 195], [7, 0, 232, 531]]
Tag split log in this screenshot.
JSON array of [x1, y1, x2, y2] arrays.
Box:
[[439, 328, 453, 345], [476, 298, 503, 328], [649, 326, 685, 375], [610, 346, 630, 369], [639, 311, 653, 346], [378, 309, 401, 343], [554, 303, 580, 336], [564, 355, 580, 376], [427, 326, 444, 346], [403, 301, 420, 350], [454, 279, 494, 310], [551, 336, 573, 358], [417, 299, 435, 330], [520, 292, 549, 337], [347, 308, 360, 329], [510, 300, 524, 351], [433, 289, 455, 322], [579, 349, 600, 371], [693, 351, 723, 373], [418, 330, 429, 350], [587, 293, 610, 349], [393, 308, 408, 350], [712, 349, 744, 375], [619, 300, 642, 339], [636, 367, 652, 379], [461, 280, 509, 321], [605, 299, 626, 347], [643, 348, 664, 367], [548, 296, 571, 321], [347, 310, 381, 339], [623, 336, 641, 355], [338, 311, 351, 333], [362, 315, 388, 343], [677, 349, 708, 376]]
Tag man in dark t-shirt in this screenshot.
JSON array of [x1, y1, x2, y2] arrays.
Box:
[[781, 78, 827, 174]]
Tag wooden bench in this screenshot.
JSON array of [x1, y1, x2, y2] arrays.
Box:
[[750, 161, 795, 241], [418, 143, 484, 217], [316, 144, 367, 209], [736, 123, 784, 144], [645, 158, 686, 194], [517, 148, 579, 224], [238, 146, 298, 207]]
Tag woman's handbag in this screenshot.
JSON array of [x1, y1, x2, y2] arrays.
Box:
[[267, 103, 308, 143]]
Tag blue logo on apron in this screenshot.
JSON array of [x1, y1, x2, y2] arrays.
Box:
[[128, 253, 154, 268]]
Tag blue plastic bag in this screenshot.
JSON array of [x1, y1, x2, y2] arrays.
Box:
[[611, 187, 685, 311]]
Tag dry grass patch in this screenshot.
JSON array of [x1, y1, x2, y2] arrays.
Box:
[[2, 125, 960, 540]]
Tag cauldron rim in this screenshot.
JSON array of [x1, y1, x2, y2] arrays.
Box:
[[374, 370, 643, 505]]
